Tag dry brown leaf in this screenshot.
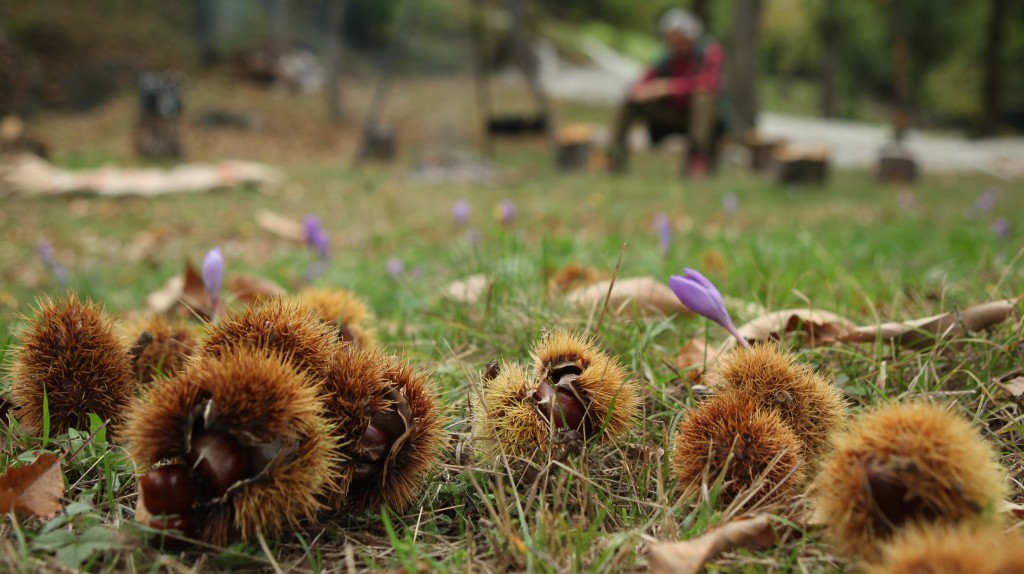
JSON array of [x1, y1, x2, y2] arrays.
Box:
[[729, 309, 857, 349], [440, 274, 492, 305], [256, 210, 305, 242], [547, 263, 608, 296], [0, 452, 64, 519], [998, 377, 1024, 399], [144, 275, 184, 315], [675, 339, 719, 383], [229, 273, 287, 306], [565, 276, 693, 318], [648, 515, 778, 574], [839, 298, 1019, 348], [143, 262, 213, 319]]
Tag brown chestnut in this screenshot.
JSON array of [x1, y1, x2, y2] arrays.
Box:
[[148, 514, 193, 550], [533, 382, 587, 431], [186, 429, 249, 497], [358, 422, 391, 461], [140, 464, 196, 515]]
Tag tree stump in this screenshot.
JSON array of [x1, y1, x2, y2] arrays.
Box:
[[876, 142, 918, 184], [554, 124, 593, 171], [359, 124, 397, 162], [134, 73, 183, 160], [745, 131, 785, 172], [774, 145, 830, 186]]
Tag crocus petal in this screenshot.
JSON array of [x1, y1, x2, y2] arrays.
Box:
[[670, 268, 749, 348], [452, 200, 471, 226], [304, 215, 330, 259], [655, 215, 671, 257], [202, 248, 224, 306], [386, 258, 405, 280]]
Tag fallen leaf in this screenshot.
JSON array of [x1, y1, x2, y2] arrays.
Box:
[[440, 274, 492, 305], [840, 298, 1019, 348], [729, 309, 857, 349], [144, 275, 184, 315], [547, 263, 608, 296], [0, 452, 64, 519], [565, 276, 693, 318], [648, 515, 779, 574], [675, 339, 719, 383], [229, 273, 287, 306], [256, 210, 305, 242], [997, 376, 1024, 399], [144, 262, 213, 319]]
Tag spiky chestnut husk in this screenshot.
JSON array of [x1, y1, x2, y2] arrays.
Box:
[[471, 361, 551, 461], [292, 287, 378, 351], [9, 294, 135, 436], [672, 394, 805, 507], [320, 348, 444, 513], [711, 343, 846, 465], [120, 315, 197, 384], [529, 330, 640, 442], [811, 402, 1007, 561], [199, 299, 336, 384], [125, 347, 340, 544], [865, 522, 1023, 574]]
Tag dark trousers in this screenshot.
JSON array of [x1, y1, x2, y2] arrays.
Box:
[[612, 92, 717, 157]]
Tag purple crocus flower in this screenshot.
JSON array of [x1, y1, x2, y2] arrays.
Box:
[[496, 200, 516, 226], [993, 217, 1010, 240], [721, 192, 739, 215], [304, 215, 330, 260], [37, 240, 68, 286], [386, 257, 405, 281], [202, 248, 224, 308], [655, 214, 671, 257], [975, 190, 997, 214], [669, 268, 750, 348], [452, 200, 471, 227]]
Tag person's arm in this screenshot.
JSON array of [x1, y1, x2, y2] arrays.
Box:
[[665, 42, 723, 99]]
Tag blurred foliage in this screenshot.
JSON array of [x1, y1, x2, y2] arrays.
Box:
[[4, 0, 1024, 131]]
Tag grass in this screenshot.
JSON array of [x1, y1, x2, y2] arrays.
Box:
[[0, 76, 1022, 572]]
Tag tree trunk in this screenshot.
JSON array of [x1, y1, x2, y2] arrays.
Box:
[[268, 0, 289, 41], [691, 0, 711, 29], [193, 0, 218, 66], [889, 0, 910, 141], [325, 0, 348, 122], [981, 0, 1007, 136], [820, 0, 839, 118], [729, 0, 762, 134]]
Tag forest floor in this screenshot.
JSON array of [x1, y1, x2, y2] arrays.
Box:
[[0, 75, 1021, 572]]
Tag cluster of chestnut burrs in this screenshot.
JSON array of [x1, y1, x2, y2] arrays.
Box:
[[6, 291, 442, 547], [670, 343, 1019, 570], [4, 291, 1021, 569]]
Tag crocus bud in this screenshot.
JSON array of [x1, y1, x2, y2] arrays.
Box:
[[304, 215, 330, 260], [386, 258, 404, 281], [202, 248, 224, 309], [495, 200, 516, 227], [655, 214, 671, 258], [669, 268, 749, 348], [452, 200, 471, 227]]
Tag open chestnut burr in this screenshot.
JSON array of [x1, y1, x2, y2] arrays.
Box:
[[126, 347, 339, 545], [471, 330, 640, 464], [319, 347, 444, 514]]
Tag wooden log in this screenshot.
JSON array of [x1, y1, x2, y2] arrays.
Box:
[[774, 145, 830, 186], [554, 124, 593, 171], [876, 142, 918, 183], [744, 131, 786, 172]]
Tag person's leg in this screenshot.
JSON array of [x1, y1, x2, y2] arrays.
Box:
[[610, 99, 686, 171], [687, 91, 716, 177]]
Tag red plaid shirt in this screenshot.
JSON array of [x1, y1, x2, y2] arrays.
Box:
[[636, 40, 724, 108]]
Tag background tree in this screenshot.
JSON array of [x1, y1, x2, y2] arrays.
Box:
[[729, 0, 762, 134]]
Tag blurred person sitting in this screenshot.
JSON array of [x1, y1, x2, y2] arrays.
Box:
[[609, 8, 728, 177]]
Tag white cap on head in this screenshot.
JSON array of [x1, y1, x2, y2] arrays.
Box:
[[659, 8, 703, 41]]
